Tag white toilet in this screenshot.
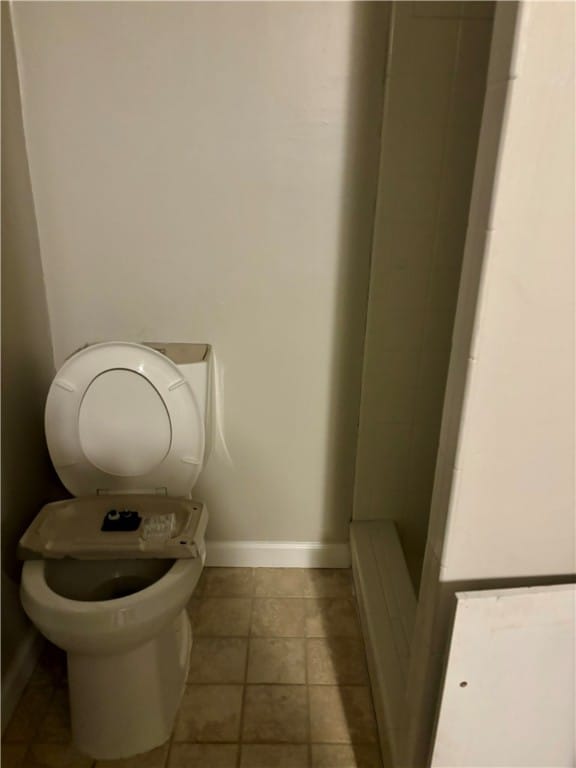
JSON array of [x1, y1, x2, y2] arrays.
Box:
[[19, 341, 210, 760]]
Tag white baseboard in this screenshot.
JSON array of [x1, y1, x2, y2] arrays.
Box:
[[206, 540, 351, 568], [1, 626, 44, 733]]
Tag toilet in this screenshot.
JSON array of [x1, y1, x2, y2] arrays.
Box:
[[19, 342, 210, 760]]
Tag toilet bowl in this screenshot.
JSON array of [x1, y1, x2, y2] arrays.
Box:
[[21, 557, 201, 654], [19, 342, 210, 759], [22, 557, 202, 758]]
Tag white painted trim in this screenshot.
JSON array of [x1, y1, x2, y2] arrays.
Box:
[[1, 626, 44, 733], [351, 520, 417, 768], [206, 540, 351, 568]]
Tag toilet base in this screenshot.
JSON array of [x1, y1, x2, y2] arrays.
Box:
[[67, 609, 192, 760]]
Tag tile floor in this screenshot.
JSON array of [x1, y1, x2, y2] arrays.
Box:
[[2, 568, 384, 767]]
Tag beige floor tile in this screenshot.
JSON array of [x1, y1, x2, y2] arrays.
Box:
[[246, 639, 306, 684], [307, 638, 369, 685], [305, 599, 361, 638], [193, 598, 252, 637], [1, 744, 28, 768], [94, 743, 169, 767], [251, 599, 306, 638], [201, 568, 255, 597], [254, 569, 308, 597], [240, 744, 309, 767], [168, 743, 238, 767], [187, 598, 201, 625], [34, 688, 71, 743], [242, 686, 308, 743], [174, 685, 243, 742], [28, 645, 67, 689], [4, 685, 54, 742], [304, 569, 354, 599], [311, 744, 383, 768], [188, 638, 248, 683], [26, 743, 94, 767], [309, 687, 377, 744]]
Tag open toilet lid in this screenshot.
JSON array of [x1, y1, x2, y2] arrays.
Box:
[[45, 342, 204, 498], [19, 496, 208, 560]]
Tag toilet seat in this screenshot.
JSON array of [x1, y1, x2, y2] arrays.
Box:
[[45, 342, 204, 498]]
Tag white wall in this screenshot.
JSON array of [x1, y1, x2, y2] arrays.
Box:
[[405, 2, 575, 763], [11, 2, 389, 545], [425, 0, 575, 583], [437, 0, 575, 582], [1, 3, 60, 723], [353, 1, 493, 586]]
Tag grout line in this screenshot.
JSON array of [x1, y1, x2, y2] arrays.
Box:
[[304, 635, 312, 767], [164, 738, 377, 744], [183, 681, 369, 689], [235, 597, 253, 768], [199, 595, 357, 600], [164, 609, 197, 768], [164, 712, 177, 767]]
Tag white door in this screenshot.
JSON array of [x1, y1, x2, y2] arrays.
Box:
[[431, 584, 576, 767]]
